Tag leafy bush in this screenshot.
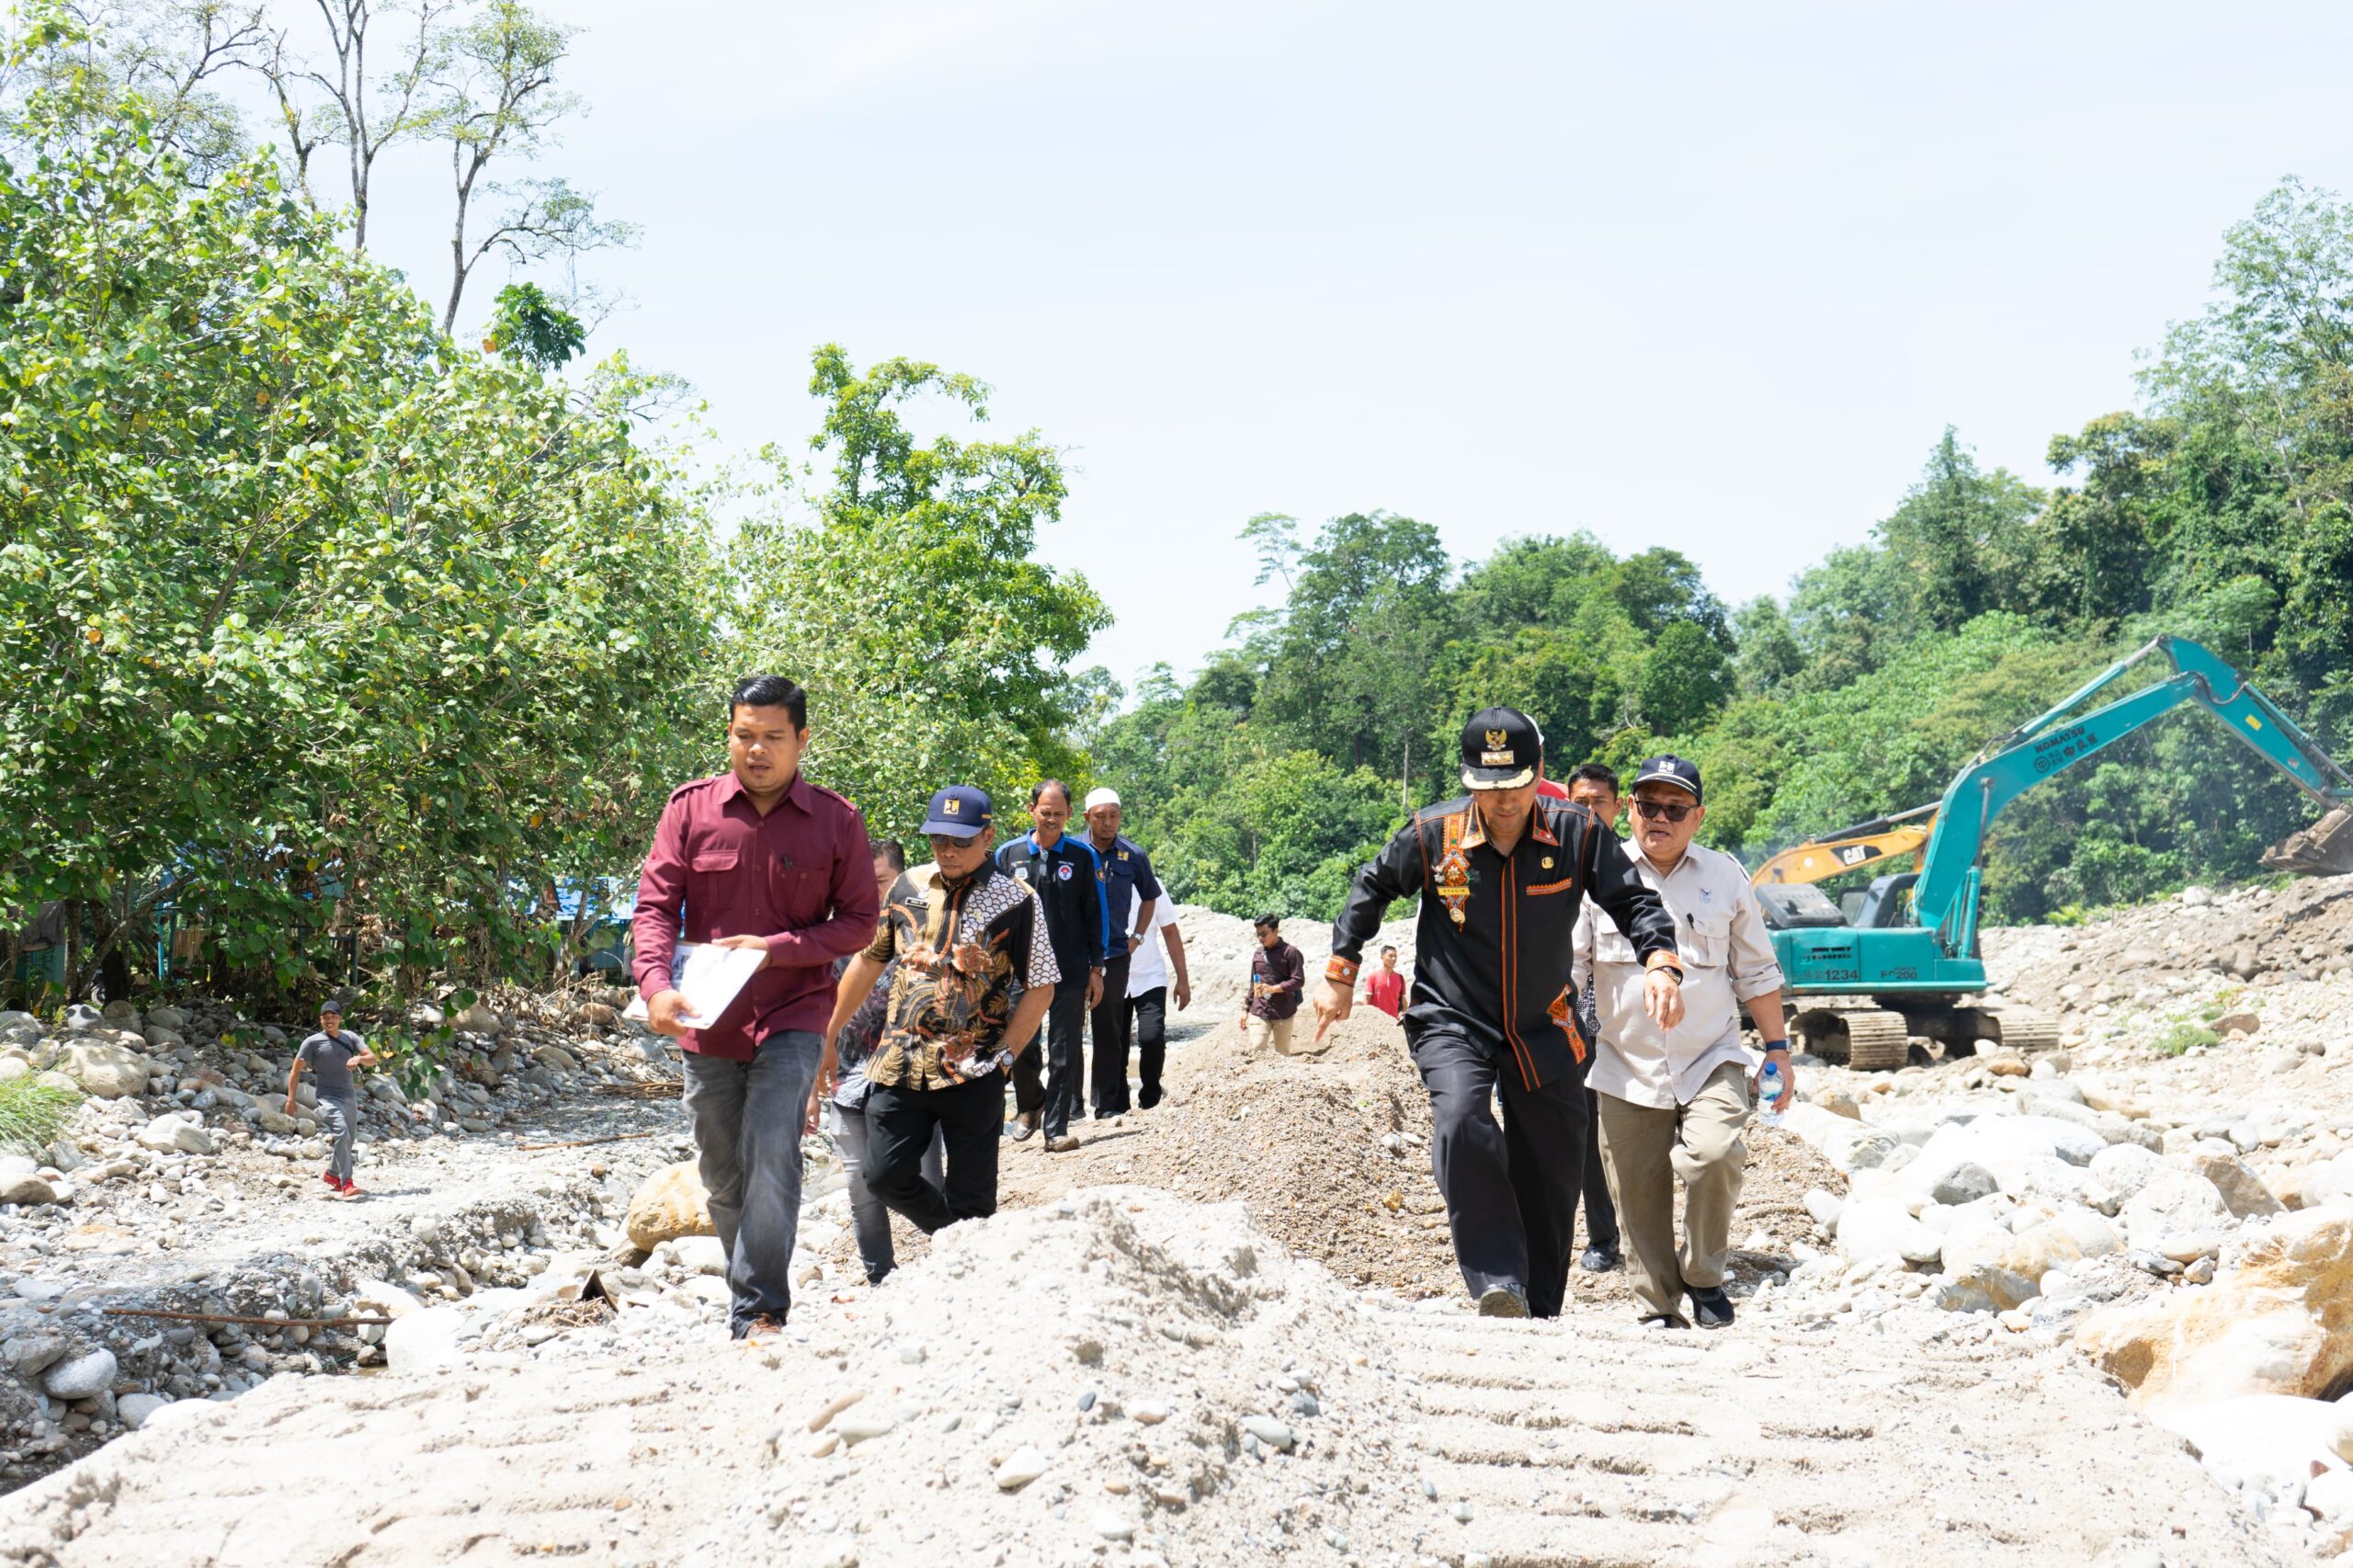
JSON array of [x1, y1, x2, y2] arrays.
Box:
[[0, 1078, 78, 1155]]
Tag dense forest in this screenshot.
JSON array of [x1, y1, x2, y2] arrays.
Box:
[[1090, 178, 2353, 926], [6, 1, 2352, 1008]]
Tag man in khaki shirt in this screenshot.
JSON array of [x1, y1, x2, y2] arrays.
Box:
[[1572, 755, 1791, 1328]]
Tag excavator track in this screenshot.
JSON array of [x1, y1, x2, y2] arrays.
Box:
[[1790, 1005, 1912, 1072], [1991, 1006, 2062, 1055]]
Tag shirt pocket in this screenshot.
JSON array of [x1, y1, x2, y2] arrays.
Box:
[[768, 857, 824, 924], [1676, 905, 1733, 969], [690, 846, 740, 875]]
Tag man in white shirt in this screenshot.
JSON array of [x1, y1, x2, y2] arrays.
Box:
[[1572, 755, 1791, 1329], [1123, 898, 1190, 1108]]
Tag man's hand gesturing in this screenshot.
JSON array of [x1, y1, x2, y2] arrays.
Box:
[[1310, 976, 1353, 1044], [1643, 968, 1685, 1030]]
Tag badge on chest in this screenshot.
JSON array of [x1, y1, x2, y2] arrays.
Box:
[[1438, 812, 1473, 927]]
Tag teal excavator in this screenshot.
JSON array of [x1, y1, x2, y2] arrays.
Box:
[[1754, 635, 2353, 1069]]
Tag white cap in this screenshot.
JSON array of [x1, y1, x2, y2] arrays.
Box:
[[1084, 786, 1120, 812]]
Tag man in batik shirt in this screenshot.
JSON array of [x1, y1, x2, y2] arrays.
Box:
[[819, 786, 1058, 1233]]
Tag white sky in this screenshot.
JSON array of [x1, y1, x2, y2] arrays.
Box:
[[349, 0, 2353, 695]]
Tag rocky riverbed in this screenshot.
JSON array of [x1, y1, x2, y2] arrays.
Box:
[[5, 878, 2353, 1562]]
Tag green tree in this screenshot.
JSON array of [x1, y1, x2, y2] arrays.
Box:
[[0, 40, 717, 998], [729, 347, 1110, 844]]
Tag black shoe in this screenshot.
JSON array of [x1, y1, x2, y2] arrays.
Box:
[[1688, 1285, 1734, 1328], [1579, 1242, 1620, 1273], [1138, 1086, 1161, 1109], [1475, 1285, 1530, 1319]]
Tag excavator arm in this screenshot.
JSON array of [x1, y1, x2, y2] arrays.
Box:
[[1752, 802, 1938, 887], [1909, 635, 2353, 953]]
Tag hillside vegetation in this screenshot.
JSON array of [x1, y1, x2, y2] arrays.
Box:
[[1092, 180, 2353, 926]]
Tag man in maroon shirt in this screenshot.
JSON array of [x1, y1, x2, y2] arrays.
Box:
[[633, 675, 879, 1340]]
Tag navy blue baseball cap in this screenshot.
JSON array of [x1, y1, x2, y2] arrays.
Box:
[[922, 784, 995, 837], [1632, 754, 1703, 804]]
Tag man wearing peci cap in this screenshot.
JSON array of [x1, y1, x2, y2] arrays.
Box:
[[821, 786, 1060, 1232], [1313, 708, 1685, 1319], [1573, 755, 1791, 1330], [1079, 787, 1162, 1121]]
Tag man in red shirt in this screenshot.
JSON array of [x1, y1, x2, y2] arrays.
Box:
[[634, 675, 880, 1341], [1362, 945, 1407, 1020]]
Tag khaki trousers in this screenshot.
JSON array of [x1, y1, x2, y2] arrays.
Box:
[[1244, 1014, 1301, 1053], [1596, 1062, 1751, 1321]]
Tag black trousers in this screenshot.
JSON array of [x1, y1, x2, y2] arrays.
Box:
[[1409, 1023, 1588, 1318], [1039, 979, 1090, 1139], [1127, 985, 1167, 1106], [864, 1071, 1006, 1234], [1087, 952, 1134, 1117], [1575, 1082, 1619, 1249]]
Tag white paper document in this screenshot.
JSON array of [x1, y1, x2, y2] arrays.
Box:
[[621, 941, 764, 1029]]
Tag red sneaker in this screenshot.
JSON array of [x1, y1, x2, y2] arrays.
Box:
[[338, 1179, 364, 1199], [321, 1169, 340, 1188]]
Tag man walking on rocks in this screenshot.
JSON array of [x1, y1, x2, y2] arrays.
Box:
[[824, 785, 1060, 1218], [1123, 895, 1188, 1108], [1573, 755, 1791, 1330], [636, 675, 881, 1340], [1241, 915, 1306, 1053], [1313, 708, 1684, 1319], [288, 1003, 374, 1199], [1080, 787, 1161, 1119], [1564, 763, 1627, 1274], [995, 780, 1105, 1146]]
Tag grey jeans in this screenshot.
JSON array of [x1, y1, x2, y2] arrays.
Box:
[[317, 1096, 357, 1184], [682, 1030, 821, 1335], [830, 1097, 942, 1285]]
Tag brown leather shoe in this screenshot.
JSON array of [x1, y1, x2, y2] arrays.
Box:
[[739, 1313, 785, 1343], [1044, 1135, 1081, 1153], [1012, 1108, 1040, 1142]]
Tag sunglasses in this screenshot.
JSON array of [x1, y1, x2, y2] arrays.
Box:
[[1631, 799, 1697, 823], [928, 831, 983, 850]]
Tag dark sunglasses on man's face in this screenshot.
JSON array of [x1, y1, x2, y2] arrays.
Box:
[[1631, 798, 1696, 823], [928, 832, 983, 851]]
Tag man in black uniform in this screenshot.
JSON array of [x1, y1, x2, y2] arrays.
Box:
[[995, 779, 1106, 1150], [1312, 708, 1684, 1319]]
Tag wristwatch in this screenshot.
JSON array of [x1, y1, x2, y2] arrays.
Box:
[[1759, 1039, 1790, 1052]]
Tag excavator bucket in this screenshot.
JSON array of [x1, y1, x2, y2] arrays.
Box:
[[2261, 806, 2353, 877]]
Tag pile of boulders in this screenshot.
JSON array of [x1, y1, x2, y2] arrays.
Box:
[[1765, 1055, 2353, 1552]]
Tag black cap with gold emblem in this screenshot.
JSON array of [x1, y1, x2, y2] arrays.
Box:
[[1459, 706, 1542, 791]]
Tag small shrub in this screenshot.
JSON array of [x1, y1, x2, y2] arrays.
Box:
[[0, 1078, 80, 1154], [2153, 1020, 2222, 1056]]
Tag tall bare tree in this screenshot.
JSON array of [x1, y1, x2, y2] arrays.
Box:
[[433, 1, 630, 333], [256, 0, 449, 252]]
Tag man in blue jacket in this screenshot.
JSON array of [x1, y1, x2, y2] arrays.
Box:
[[995, 779, 1106, 1150]]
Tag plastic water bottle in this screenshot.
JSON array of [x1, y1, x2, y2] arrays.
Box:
[[1755, 1061, 1785, 1127]]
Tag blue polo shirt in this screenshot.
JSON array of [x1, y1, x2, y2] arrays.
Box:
[[1086, 834, 1163, 960]]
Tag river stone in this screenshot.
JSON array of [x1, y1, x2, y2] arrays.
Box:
[[835, 1404, 900, 1445], [42, 1348, 118, 1401], [137, 1116, 216, 1155], [0, 1156, 56, 1206], [60, 1040, 148, 1098], [1836, 1198, 1942, 1266], [625, 1162, 714, 1250], [1244, 1415, 1296, 1450], [1930, 1162, 1998, 1206], [451, 1002, 506, 1036], [117, 1392, 168, 1429], [2079, 1206, 2353, 1404], [2119, 1169, 2232, 1251], [531, 1045, 580, 1074], [2193, 1153, 2286, 1219], [995, 1446, 1051, 1489], [2088, 1143, 2165, 1201]]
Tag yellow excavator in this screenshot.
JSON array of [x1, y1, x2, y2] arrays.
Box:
[[1750, 801, 1938, 890]]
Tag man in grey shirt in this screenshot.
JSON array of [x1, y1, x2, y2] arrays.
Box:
[[287, 1003, 376, 1198]]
